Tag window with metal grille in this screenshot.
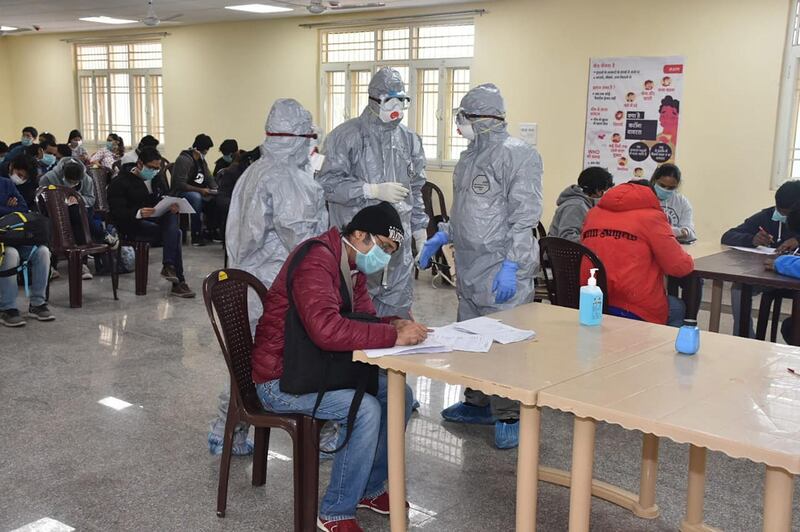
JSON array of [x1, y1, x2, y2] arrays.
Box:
[[75, 42, 165, 149], [773, 1, 800, 186], [320, 22, 474, 166]]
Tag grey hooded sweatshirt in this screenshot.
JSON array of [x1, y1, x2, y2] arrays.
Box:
[[39, 156, 96, 208], [549, 184, 593, 243]]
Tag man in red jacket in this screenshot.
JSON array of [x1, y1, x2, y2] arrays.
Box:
[[581, 180, 694, 325], [252, 202, 427, 532]]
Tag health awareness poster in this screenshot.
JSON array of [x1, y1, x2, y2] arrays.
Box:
[[583, 56, 685, 183]]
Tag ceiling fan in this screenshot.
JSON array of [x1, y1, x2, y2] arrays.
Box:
[[273, 1, 387, 15], [140, 0, 183, 27], [0, 25, 40, 37]]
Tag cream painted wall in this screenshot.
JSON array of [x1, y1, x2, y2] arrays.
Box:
[[471, 0, 789, 241], [0, 0, 790, 243]]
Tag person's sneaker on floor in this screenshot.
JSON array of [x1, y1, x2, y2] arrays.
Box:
[[170, 282, 196, 298], [316, 517, 363, 532], [441, 401, 495, 425], [82, 264, 93, 280], [494, 419, 519, 449], [207, 431, 254, 456], [160, 265, 179, 283], [49, 266, 60, 280], [27, 304, 55, 322], [357, 492, 409, 515], [0, 309, 25, 327], [104, 232, 120, 250], [191, 234, 207, 247]]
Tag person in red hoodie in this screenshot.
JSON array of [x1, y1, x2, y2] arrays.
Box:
[[252, 202, 427, 532], [581, 180, 694, 326]]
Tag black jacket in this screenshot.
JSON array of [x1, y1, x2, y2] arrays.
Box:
[[721, 206, 797, 248], [213, 156, 232, 177], [107, 169, 170, 236]]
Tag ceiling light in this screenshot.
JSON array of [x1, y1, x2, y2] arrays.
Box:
[[225, 4, 293, 14], [0, 26, 18, 31], [79, 16, 137, 25], [98, 396, 133, 410]]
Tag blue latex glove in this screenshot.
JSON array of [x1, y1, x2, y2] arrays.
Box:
[[418, 231, 449, 269], [492, 260, 519, 304]]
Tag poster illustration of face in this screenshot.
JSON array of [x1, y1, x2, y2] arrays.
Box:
[[583, 56, 685, 183]]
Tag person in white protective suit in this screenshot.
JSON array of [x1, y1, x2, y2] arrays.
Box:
[[317, 67, 429, 319], [418, 83, 544, 450], [206, 98, 329, 456]]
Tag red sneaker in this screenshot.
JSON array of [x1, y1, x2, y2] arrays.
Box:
[[316, 517, 363, 532], [357, 492, 410, 515]]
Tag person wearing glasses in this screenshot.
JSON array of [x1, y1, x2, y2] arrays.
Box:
[[418, 83, 544, 449], [317, 67, 429, 321], [207, 98, 329, 457]]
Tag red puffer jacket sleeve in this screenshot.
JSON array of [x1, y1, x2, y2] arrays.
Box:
[[643, 210, 695, 278], [291, 245, 398, 351]]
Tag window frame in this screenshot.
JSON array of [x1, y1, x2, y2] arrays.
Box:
[[772, 0, 800, 188], [74, 42, 165, 151], [319, 22, 473, 168]]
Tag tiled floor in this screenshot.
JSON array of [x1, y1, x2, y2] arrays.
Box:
[[2, 244, 799, 531]]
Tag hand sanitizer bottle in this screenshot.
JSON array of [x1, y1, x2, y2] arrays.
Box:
[[675, 319, 700, 355], [579, 268, 603, 326]]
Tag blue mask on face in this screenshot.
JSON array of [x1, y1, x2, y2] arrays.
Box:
[[139, 166, 158, 181], [41, 154, 56, 167], [222, 154, 233, 163], [654, 183, 674, 201], [106, 141, 114, 150], [344, 235, 393, 275], [772, 209, 788, 224], [21, 137, 33, 147]]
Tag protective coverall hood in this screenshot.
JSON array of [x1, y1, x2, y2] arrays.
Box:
[[264, 98, 316, 168], [459, 83, 509, 143]]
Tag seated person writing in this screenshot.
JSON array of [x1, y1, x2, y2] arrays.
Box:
[[582, 180, 694, 326], [549, 166, 613, 242], [721, 180, 800, 336], [252, 202, 426, 532], [107, 147, 195, 299]]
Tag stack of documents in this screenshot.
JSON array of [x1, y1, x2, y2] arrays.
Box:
[[362, 316, 535, 358], [453, 316, 536, 344], [729, 246, 776, 255]]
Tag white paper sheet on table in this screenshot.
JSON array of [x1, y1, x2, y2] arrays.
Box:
[[136, 196, 196, 218], [729, 246, 777, 255], [454, 317, 536, 344], [362, 338, 452, 358], [429, 325, 494, 353]]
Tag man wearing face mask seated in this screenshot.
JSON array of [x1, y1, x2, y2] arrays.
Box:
[[252, 202, 426, 532], [5, 155, 38, 209], [107, 147, 194, 298]]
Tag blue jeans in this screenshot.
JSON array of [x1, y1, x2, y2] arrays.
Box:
[[256, 375, 413, 521], [131, 214, 184, 282], [609, 295, 685, 327], [0, 245, 50, 310], [178, 191, 203, 236]]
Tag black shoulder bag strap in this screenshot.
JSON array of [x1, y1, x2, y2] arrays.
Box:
[[285, 239, 369, 453]]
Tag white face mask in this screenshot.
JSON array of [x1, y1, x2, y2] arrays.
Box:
[[10, 173, 25, 185], [378, 100, 405, 123], [458, 121, 476, 140]]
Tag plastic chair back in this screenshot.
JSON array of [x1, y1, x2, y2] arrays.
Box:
[[421, 181, 449, 237], [34, 185, 91, 255], [203, 269, 268, 415], [88, 166, 111, 215], [539, 236, 608, 312]]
